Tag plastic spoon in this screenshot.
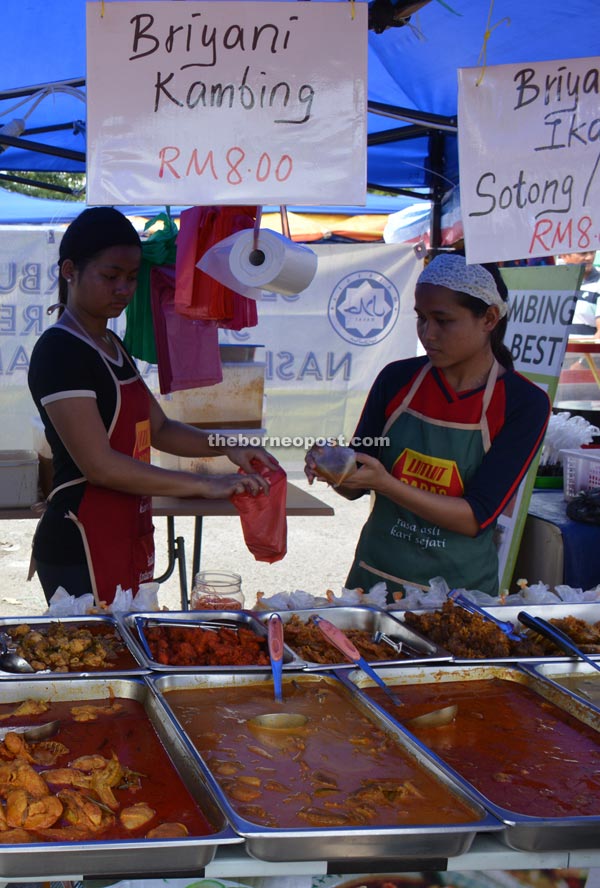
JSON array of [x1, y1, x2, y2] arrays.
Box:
[[311, 614, 404, 707], [518, 611, 600, 672], [268, 613, 284, 703], [312, 616, 457, 727]]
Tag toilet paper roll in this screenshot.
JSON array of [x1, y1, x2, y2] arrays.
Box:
[[197, 231, 263, 301], [228, 228, 318, 295]]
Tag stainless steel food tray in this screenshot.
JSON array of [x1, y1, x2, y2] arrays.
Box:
[[522, 659, 600, 716], [0, 675, 241, 879], [146, 669, 501, 863], [118, 610, 303, 671], [388, 602, 600, 664], [256, 606, 452, 669], [341, 661, 600, 852], [0, 614, 148, 678]]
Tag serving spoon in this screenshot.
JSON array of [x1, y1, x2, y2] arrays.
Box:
[[311, 615, 457, 727], [0, 720, 60, 741], [247, 614, 309, 732], [518, 611, 600, 672], [268, 612, 284, 703], [0, 637, 34, 674]]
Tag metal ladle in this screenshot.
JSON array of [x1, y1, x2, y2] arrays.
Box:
[[0, 720, 60, 741], [0, 637, 34, 674]]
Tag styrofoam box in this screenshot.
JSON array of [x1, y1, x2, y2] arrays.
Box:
[[0, 450, 39, 507], [560, 447, 600, 500]]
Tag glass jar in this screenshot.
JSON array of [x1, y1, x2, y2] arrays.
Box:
[[190, 570, 244, 610]]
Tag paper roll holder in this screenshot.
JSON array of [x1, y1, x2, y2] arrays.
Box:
[[249, 249, 266, 266]]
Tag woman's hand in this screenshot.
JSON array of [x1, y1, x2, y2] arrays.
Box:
[[304, 444, 322, 484], [224, 445, 279, 475], [199, 472, 269, 499], [342, 452, 390, 493]]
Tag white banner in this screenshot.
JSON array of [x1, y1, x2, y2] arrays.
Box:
[[0, 229, 60, 449], [86, 1, 367, 206], [458, 57, 600, 265], [219, 241, 421, 470], [0, 232, 420, 465]]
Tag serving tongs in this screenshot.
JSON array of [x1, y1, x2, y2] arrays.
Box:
[[518, 611, 600, 673], [448, 589, 523, 641], [141, 617, 241, 632], [372, 630, 403, 655]]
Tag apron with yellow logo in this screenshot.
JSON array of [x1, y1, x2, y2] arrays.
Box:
[[346, 361, 500, 599]]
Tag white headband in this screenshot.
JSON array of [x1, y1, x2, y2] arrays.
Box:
[[417, 253, 508, 318]]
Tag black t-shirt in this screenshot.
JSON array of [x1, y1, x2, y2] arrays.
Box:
[[28, 323, 140, 564]]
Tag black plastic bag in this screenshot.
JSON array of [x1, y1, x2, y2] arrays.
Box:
[[566, 488, 600, 525]]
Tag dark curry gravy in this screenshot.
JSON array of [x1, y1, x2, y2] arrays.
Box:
[[366, 677, 600, 818], [164, 676, 480, 829]]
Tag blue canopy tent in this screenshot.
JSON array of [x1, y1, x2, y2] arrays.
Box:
[[1, 0, 598, 244]]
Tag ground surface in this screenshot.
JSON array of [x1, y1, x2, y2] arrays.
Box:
[[0, 478, 371, 616]]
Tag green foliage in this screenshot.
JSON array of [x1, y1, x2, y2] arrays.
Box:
[[0, 171, 86, 201]]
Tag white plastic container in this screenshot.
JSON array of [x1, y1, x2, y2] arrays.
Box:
[[560, 447, 600, 500], [0, 450, 39, 508]]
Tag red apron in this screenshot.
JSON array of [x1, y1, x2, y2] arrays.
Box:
[[50, 314, 155, 605], [72, 372, 155, 605]]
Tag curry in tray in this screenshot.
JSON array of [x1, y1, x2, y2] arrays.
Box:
[[0, 695, 215, 843], [403, 601, 600, 659], [164, 676, 480, 829], [3, 621, 138, 673], [365, 677, 600, 818]]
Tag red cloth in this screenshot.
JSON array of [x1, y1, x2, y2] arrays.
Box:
[[175, 205, 259, 329], [150, 265, 222, 395]]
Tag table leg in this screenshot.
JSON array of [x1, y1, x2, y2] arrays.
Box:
[[154, 516, 189, 610], [585, 353, 600, 388], [176, 533, 188, 610], [191, 515, 204, 596]]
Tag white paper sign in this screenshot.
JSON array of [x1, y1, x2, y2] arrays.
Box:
[[86, 1, 367, 206], [458, 57, 600, 264]]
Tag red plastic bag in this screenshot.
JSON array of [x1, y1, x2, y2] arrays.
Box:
[[231, 462, 287, 563]]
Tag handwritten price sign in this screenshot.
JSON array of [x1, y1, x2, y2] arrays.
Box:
[[86, 1, 367, 206], [458, 57, 600, 264]]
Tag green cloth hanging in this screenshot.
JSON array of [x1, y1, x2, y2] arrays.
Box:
[[124, 211, 178, 363]]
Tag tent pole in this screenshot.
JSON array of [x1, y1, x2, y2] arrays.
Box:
[[427, 131, 445, 252], [0, 133, 85, 164], [0, 172, 80, 196]]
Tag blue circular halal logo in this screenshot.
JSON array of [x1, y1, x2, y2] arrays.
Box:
[[328, 270, 400, 346]]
